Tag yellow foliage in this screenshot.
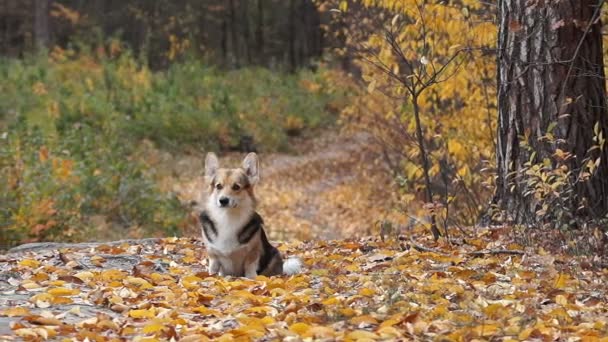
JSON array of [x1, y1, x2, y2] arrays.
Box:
[[337, 0, 496, 225]]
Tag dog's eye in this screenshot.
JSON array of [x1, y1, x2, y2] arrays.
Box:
[[232, 184, 241, 191], [215, 183, 223, 190]]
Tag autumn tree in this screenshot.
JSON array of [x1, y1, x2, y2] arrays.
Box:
[[492, 0, 608, 226], [324, 0, 497, 235]]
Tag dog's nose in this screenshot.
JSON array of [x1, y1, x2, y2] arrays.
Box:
[[219, 197, 230, 207]]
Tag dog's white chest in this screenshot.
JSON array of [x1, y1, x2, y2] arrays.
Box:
[[204, 208, 250, 253]]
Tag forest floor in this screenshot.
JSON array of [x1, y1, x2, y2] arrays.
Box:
[[1, 130, 608, 340], [1, 229, 607, 340]]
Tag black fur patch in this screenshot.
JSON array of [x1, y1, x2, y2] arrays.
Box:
[[199, 212, 217, 242], [257, 228, 279, 274], [237, 213, 263, 244]]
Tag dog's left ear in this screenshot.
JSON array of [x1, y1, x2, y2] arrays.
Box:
[[242, 152, 260, 185], [205, 152, 219, 179]]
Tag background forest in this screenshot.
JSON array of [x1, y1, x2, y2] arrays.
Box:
[[1, 0, 607, 254]]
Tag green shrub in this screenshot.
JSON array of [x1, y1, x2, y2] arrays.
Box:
[[0, 116, 186, 248], [0, 49, 348, 248]]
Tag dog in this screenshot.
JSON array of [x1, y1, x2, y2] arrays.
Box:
[[199, 152, 301, 278]]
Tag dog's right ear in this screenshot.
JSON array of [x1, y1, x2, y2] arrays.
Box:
[[205, 152, 219, 178], [242, 152, 260, 185]]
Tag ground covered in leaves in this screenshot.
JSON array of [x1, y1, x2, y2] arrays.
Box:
[[1, 228, 607, 341]]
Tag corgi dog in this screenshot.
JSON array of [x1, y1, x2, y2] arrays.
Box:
[[199, 152, 301, 278]]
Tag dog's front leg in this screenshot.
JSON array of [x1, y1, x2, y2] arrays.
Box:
[[244, 261, 258, 279], [208, 257, 221, 275]]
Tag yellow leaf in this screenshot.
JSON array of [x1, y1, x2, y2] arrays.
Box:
[[367, 80, 376, 94], [554, 273, 570, 289], [125, 276, 153, 289], [339, 1, 348, 12], [182, 255, 198, 264], [311, 269, 329, 276], [548, 307, 572, 323], [379, 318, 401, 328], [51, 296, 73, 305], [21, 282, 41, 290], [322, 297, 340, 305], [97, 319, 119, 331], [192, 306, 220, 316], [74, 271, 94, 281], [482, 303, 505, 319], [555, 294, 568, 306], [31, 293, 54, 302], [129, 308, 156, 319], [121, 326, 136, 335], [48, 280, 66, 287], [359, 288, 375, 297], [48, 287, 80, 296], [142, 323, 164, 334], [0, 307, 30, 317], [182, 275, 203, 283], [350, 315, 378, 325], [340, 308, 357, 317], [19, 259, 41, 268], [346, 264, 359, 272], [377, 326, 402, 338], [289, 322, 312, 335], [100, 269, 127, 281]]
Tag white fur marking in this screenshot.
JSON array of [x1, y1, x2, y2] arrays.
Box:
[[283, 258, 302, 275], [205, 195, 253, 252]]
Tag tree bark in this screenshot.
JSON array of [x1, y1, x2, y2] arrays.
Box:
[[288, 0, 297, 71], [34, 0, 51, 49], [412, 95, 441, 240], [256, 0, 265, 64], [242, 0, 252, 64], [493, 0, 608, 224], [229, 0, 240, 68]]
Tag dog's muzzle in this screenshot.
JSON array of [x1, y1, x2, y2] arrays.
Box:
[[218, 197, 230, 207]]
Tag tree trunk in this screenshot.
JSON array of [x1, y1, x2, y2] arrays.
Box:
[[288, 0, 297, 72], [256, 0, 265, 64], [229, 0, 240, 68], [412, 95, 441, 240], [493, 0, 608, 224], [242, 0, 252, 64], [34, 0, 51, 49]]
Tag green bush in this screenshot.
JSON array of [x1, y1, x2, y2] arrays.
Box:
[[0, 49, 347, 248], [0, 115, 186, 248]]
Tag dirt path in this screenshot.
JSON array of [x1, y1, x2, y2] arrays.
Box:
[[162, 129, 403, 241]]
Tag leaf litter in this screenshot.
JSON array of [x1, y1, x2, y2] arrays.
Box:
[[1, 227, 607, 341]]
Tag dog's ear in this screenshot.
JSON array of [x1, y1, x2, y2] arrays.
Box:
[[242, 152, 260, 185], [205, 152, 219, 179]]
